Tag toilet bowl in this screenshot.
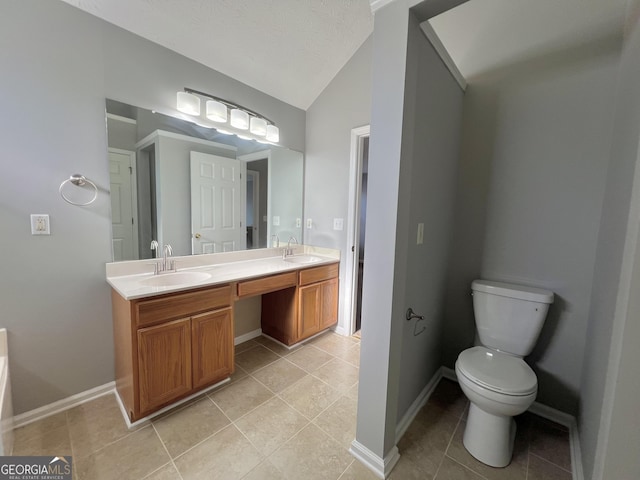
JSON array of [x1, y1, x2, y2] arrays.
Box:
[[456, 280, 553, 468], [455, 346, 537, 467]]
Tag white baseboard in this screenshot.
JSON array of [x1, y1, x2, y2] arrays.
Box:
[[350, 440, 400, 479], [441, 366, 457, 382], [333, 324, 349, 336], [12, 382, 115, 429], [234, 328, 262, 345], [396, 367, 443, 442], [115, 377, 230, 430]]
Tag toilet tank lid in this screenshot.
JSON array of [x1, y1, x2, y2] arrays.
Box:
[[472, 280, 554, 304]]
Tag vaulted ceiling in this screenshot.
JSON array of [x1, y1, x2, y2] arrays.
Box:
[[60, 0, 629, 110]]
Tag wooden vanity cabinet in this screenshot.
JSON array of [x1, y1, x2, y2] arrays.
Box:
[[297, 264, 339, 342], [112, 284, 233, 422]]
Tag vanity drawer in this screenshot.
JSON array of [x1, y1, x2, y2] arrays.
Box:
[[237, 272, 297, 298], [135, 285, 232, 327], [299, 263, 339, 286]]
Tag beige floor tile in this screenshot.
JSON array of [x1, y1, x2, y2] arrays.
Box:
[[340, 459, 380, 480], [528, 454, 572, 480], [268, 424, 353, 480], [427, 378, 468, 418], [311, 332, 358, 357], [235, 397, 309, 456], [313, 358, 359, 392], [12, 412, 67, 444], [174, 425, 262, 480], [252, 358, 308, 393], [235, 339, 259, 355], [445, 419, 528, 480], [242, 459, 286, 480], [529, 417, 572, 471], [210, 376, 273, 421], [389, 453, 437, 480], [400, 403, 459, 454], [397, 404, 459, 478], [286, 345, 334, 373], [12, 424, 71, 457], [254, 336, 301, 356], [345, 382, 359, 401], [280, 375, 342, 419], [435, 456, 485, 480], [75, 425, 169, 480], [313, 394, 357, 450], [235, 345, 280, 373], [142, 463, 181, 480], [153, 397, 230, 458], [335, 343, 361, 367], [67, 393, 139, 459]]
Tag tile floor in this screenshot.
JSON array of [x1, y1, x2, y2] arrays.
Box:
[[11, 331, 573, 480]]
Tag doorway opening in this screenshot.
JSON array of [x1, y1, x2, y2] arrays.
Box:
[[345, 125, 370, 335]]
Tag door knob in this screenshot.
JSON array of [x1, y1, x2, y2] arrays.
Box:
[[194, 233, 201, 239]]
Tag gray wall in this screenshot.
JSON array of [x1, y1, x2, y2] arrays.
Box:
[[442, 32, 621, 415], [395, 13, 464, 422], [0, 0, 304, 414], [580, 2, 640, 478], [304, 36, 372, 333]]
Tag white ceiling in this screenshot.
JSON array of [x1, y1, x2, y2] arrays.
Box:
[[429, 0, 629, 81], [59, 0, 374, 110], [60, 0, 629, 110]]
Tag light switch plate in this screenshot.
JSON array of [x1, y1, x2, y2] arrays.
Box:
[[333, 218, 344, 231], [273, 216, 280, 226], [417, 223, 424, 245], [31, 214, 50, 235]]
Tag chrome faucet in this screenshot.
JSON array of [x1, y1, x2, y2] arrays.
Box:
[[155, 244, 176, 274], [271, 234, 280, 248], [150, 240, 159, 258], [283, 236, 298, 259]]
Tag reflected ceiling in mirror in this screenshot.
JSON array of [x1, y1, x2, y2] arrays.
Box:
[[106, 99, 304, 262]]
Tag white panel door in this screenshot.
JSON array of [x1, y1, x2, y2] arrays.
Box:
[[190, 152, 245, 254], [109, 149, 138, 261]]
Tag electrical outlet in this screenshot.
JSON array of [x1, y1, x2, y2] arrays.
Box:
[[296, 218, 301, 228], [417, 223, 424, 245], [273, 216, 280, 226], [333, 218, 344, 231], [31, 214, 50, 235], [306, 218, 313, 229]]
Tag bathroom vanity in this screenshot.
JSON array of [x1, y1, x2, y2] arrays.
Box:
[[107, 247, 339, 422]]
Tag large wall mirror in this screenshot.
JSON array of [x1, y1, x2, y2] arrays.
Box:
[[106, 99, 303, 261]]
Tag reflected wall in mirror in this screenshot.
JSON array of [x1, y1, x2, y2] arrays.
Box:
[[106, 99, 303, 261]]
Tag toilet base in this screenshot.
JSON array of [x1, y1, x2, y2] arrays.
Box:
[[463, 403, 516, 468]]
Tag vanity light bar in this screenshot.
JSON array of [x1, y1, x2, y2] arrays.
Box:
[[177, 88, 279, 143]]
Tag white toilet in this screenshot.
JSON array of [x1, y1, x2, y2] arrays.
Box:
[[455, 279, 554, 468]]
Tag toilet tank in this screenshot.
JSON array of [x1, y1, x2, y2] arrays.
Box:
[[472, 280, 554, 357]]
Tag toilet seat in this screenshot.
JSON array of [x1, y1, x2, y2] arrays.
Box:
[[457, 346, 537, 396]]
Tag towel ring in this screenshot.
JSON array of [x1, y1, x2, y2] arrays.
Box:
[[59, 174, 98, 206]]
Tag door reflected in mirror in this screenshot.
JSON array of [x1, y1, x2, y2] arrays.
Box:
[[106, 99, 303, 261]]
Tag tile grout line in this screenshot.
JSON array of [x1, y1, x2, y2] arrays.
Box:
[[529, 451, 573, 474], [435, 409, 465, 479], [149, 423, 185, 480]]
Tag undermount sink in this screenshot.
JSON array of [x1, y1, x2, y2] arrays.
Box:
[[284, 255, 322, 264], [141, 271, 212, 287]]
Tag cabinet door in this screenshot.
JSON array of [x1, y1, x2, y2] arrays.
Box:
[[298, 284, 321, 341], [320, 278, 339, 329], [138, 318, 192, 414], [192, 308, 234, 389]]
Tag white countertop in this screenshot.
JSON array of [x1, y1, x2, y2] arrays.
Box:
[[106, 245, 340, 300]]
